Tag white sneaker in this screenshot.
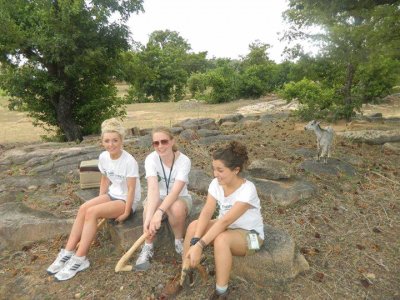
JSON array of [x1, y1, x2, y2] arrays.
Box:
[[54, 255, 90, 281], [46, 249, 74, 275], [175, 239, 184, 256], [135, 243, 153, 271]]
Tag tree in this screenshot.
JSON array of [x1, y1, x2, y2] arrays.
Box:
[[123, 30, 204, 102], [0, 0, 143, 141], [283, 0, 400, 119]]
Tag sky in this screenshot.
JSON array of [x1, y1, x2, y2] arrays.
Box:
[[127, 0, 290, 63]]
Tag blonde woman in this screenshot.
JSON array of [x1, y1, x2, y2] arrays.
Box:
[[135, 126, 192, 271], [46, 118, 141, 281]]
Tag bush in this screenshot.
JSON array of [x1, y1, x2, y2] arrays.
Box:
[[279, 78, 335, 120]]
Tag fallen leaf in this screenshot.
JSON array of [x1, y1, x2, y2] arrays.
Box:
[[373, 227, 382, 233], [315, 272, 325, 282], [356, 244, 366, 250], [360, 279, 371, 288]]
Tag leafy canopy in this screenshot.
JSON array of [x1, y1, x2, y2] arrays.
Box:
[[0, 0, 143, 141]]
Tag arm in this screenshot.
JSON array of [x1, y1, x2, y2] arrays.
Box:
[[193, 193, 217, 238], [187, 201, 251, 268], [115, 177, 136, 223], [144, 176, 160, 235], [99, 174, 110, 196], [149, 179, 186, 234]]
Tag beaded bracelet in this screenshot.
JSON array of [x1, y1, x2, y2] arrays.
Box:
[[197, 239, 207, 249]]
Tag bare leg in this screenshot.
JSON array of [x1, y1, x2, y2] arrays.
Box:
[[213, 230, 247, 287], [167, 199, 188, 239], [65, 194, 111, 251], [75, 200, 125, 256]]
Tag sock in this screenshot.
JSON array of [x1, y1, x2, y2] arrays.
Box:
[[144, 242, 154, 248], [174, 238, 184, 245], [216, 284, 228, 295], [63, 249, 75, 255]]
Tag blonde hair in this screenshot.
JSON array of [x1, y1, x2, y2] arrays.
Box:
[[101, 118, 125, 140], [152, 126, 178, 152]]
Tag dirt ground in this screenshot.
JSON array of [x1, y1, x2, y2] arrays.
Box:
[[0, 96, 399, 299]]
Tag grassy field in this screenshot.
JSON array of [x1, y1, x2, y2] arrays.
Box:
[[0, 86, 269, 144]]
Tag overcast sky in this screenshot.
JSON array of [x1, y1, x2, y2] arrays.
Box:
[[127, 0, 290, 63]]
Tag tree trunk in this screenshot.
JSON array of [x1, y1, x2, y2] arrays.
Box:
[[343, 62, 356, 120], [56, 94, 83, 142]]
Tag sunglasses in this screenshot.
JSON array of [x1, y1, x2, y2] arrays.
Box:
[[152, 139, 169, 147]]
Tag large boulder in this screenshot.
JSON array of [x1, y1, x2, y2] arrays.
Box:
[[188, 169, 213, 195], [0, 202, 73, 252], [218, 114, 244, 125], [337, 129, 400, 145], [248, 158, 293, 180], [174, 118, 218, 130], [232, 224, 309, 282], [252, 177, 317, 207], [298, 158, 357, 177]]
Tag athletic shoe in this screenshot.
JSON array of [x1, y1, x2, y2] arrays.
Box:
[[175, 239, 184, 256], [209, 289, 229, 300], [135, 244, 153, 271], [46, 249, 74, 275], [54, 255, 90, 281]]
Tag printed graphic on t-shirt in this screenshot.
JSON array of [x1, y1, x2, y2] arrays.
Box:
[[105, 170, 125, 181], [219, 202, 233, 213]]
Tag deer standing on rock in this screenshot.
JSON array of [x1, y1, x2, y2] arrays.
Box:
[[304, 120, 335, 163]]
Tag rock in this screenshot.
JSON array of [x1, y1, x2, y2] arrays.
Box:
[[259, 112, 289, 122], [0, 202, 73, 251], [337, 129, 400, 145], [383, 142, 400, 154], [188, 169, 213, 194], [252, 177, 317, 207], [135, 135, 152, 148], [0, 175, 65, 192], [248, 158, 293, 180], [175, 118, 218, 130], [197, 134, 244, 145], [197, 129, 222, 138], [232, 224, 309, 283], [0, 191, 22, 204], [293, 148, 316, 159], [180, 129, 199, 141], [219, 121, 236, 128], [218, 114, 244, 125], [241, 120, 262, 128], [298, 158, 357, 177], [170, 127, 184, 135]]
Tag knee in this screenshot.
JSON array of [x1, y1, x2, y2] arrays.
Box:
[[213, 233, 228, 250], [85, 206, 98, 221], [186, 220, 198, 236], [169, 203, 187, 221]]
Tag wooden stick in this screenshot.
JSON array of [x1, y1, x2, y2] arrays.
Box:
[[115, 232, 148, 272], [75, 218, 106, 250]]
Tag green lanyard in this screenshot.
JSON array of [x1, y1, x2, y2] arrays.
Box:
[[159, 152, 175, 195]]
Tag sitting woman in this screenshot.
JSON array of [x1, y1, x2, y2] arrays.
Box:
[[135, 126, 192, 271], [46, 118, 141, 281], [176, 141, 264, 299]]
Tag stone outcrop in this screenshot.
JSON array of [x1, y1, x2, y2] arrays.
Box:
[[337, 129, 400, 145], [0, 202, 73, 251], [298, 158, 357, 176], [248, 158, 293, 180], [232, 224, 309, 282]]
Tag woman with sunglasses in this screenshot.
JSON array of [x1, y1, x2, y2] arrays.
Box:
[[46, 118, 141, 281], [135, 126, 192, 271]]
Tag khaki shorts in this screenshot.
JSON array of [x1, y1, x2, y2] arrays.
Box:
[[229, 228, 264, 256], [143, 195, 192, 215]]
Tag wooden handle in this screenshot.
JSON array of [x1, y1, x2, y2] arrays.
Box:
[[115, 232, 148, 272]]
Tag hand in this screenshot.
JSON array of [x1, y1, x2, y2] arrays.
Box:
[[115, 211, 130, 223], [149, 210, 163, 235], [186, 244, 202, 268]]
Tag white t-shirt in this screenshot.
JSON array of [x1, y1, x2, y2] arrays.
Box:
[[98, 150, 141, 209], [145, 151, 191, 199], [208, 178, 264, 240]]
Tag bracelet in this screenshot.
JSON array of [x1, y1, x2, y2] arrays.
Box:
[[197, 239, 207, 249], [157, 207, 165, 214], [190, 237, 201, 246]]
